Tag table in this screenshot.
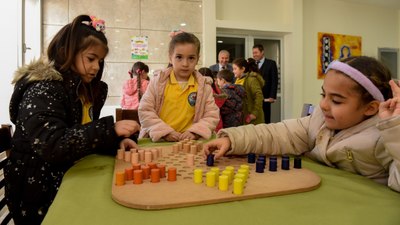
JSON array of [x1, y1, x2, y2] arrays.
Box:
[[42, 139, 400, 225]]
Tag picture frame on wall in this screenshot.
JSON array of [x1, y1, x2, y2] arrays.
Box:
[[317, 32, 362, 79]]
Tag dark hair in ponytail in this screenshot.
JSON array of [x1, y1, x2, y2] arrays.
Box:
[[47, 14, 109, 103], [130, 61, 149, 102]]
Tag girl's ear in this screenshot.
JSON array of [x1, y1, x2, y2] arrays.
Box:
[[364, 100, 380, 116]]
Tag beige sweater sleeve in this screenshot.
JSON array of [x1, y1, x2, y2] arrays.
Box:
[[377, 115, 400, 192], [218, 117, 312, 156]]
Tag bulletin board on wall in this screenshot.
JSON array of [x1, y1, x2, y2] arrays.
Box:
[[317, 32, 362, 79], [131, 36, 149, 60]]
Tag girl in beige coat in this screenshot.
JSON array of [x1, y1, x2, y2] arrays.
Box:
[[204, 56, 400, 192]]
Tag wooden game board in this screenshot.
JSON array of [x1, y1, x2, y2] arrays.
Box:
[[111, 144, 321, 210]]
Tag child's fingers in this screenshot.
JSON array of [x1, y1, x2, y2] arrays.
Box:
[[389, 98, 396, 110], [202, 145, 213, 159], [380, 99, 390, 110], [213, 149, 227, 160], [389, 80, 400, 97]]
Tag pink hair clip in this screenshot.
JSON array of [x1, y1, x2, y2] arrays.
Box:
[[168, 29, 185, 38], [82, 15, 106, 33]]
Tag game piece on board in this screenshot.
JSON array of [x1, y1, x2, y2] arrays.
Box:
[[151, 149, 158, 160], [206, 154, 214, 166], [269, 157, 277, 172], [210, 167, 220, 182], [151, 168, 160, 183], [158, 164, 166, 178], [132, 163, 141, 170], [144, 151, 152, 163], [256, 161, 265, 173], [258, 155, 266, 164], [237, 168, 248, 182], [117, 149, 124, 160], [218, 175, 229, 191], [148, 162, 157, 169], [222, 170, 233, 184], [133, 170, 143, 184], [239, 164, 250, 174], [183, 143, 190, 153], [190, 145, 197, 155], [124, 151, 131, 162], [281, 155, 290, 170], [115, 171, 125, 186], [131, 152, 139, 164], [187, 153, 195, 166], [142, 165, 150, 179], [138, 149, 145, 161], [234, 173, 246, 184], [167, 167, 177, 181], [294, 156, 302, 169], [247, 153, 256, 163], [233, 178, 244, 195], [206, 171, 216, 187], [194, 168, 203, 184], [125, 168, 133, 181]]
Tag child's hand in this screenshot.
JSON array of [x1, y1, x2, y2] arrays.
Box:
[[164, 131, 181, 142], [203, 137, 231, 160], [245, 114, 256, 123], [119, 138, 138, 151], [179, 131, 198, 141], [379, 80, 400, 119], [114, 120, 140, 137]]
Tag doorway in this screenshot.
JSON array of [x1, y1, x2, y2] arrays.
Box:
[[216, 35, 282, 122]]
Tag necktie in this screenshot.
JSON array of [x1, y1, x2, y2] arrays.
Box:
[[221, 66, 226, 70]]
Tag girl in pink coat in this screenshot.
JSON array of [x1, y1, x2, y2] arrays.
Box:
[[138, 32, 219, 142], [121, 61, 150, 109]]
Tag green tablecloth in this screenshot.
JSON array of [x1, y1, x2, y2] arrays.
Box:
[[42, 139, 400, 225]]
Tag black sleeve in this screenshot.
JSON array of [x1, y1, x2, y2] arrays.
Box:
[[17, 81, 121, 164]]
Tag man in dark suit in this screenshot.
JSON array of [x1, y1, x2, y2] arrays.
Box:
[[209, 50, 233, 73], [252, 44, 278, 124]]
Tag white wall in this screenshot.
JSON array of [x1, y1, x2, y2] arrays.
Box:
[[0, 1, 19, 124], [303, 0, 400, 106]]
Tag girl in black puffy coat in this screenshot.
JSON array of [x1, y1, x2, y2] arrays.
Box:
[[5, 15, 140, 225]]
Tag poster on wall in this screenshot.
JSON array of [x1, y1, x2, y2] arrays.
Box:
[[317, 32, 362, 79], [131, 36, 149, 60]]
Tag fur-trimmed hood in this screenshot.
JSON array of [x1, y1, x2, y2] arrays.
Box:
[[12, 58, 62, 85], [247, 71, 265, 87], [10, 58, 63, 123]]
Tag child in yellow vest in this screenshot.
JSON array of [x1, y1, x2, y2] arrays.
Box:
[[138, 32, 219, 142]]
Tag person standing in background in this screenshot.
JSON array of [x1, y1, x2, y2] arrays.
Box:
[[121, 61, 150, 109], [216, 69, 245, 128], [199, 67, 225, 132], [233, 58, 265, 125], [209, 50, 233, 73], [252, 44, 278, 123]]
